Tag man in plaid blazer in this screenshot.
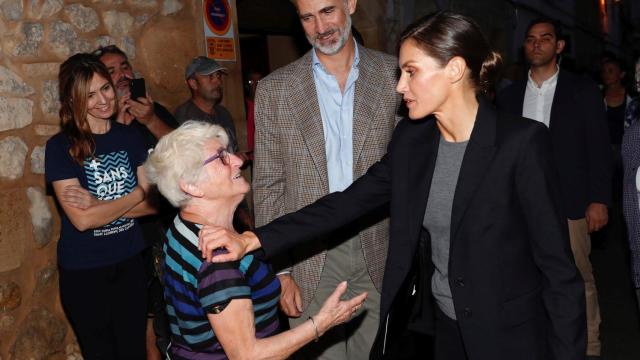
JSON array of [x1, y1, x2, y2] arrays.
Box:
[[252, 0, 400, 358]]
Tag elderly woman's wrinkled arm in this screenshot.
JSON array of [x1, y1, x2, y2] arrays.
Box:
[[209, 281, 367, 360]]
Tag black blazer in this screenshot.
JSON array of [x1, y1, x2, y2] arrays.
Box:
[[255, 98, 586, 360], [497, 69, 612, 219]]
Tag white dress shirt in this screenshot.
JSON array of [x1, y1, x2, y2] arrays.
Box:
[[523, 66, 560, 128]]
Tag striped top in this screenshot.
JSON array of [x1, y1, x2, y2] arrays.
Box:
[[163, 215, 281, 359]]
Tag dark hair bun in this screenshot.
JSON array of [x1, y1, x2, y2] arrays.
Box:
[[479, 51, 503, 94]]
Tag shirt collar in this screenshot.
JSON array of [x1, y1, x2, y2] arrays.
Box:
[[527, 65, 560, 89], [311, 38, 360, 73]]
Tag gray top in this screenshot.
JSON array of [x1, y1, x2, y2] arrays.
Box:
[[423, 136, 468, 320], [174, 100, 239, 152]]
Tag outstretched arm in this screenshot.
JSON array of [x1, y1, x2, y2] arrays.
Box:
[[209, 281, 366, 360], [199, 150, 393, 263]]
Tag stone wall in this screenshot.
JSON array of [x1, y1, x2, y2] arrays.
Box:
[[0, 0, 221, 357]]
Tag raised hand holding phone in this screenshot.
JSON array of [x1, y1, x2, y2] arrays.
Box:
[[129, 78, 146, 101]]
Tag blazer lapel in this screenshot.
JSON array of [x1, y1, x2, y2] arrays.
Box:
[[549, 69, 569, 131], [450, 98, 497, 243], [292, 52, 329, 192], [352, 48, 383, 165], [407, 118, 440, 244]]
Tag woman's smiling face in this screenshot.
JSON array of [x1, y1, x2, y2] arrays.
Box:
[[86, 72, 116, 122]]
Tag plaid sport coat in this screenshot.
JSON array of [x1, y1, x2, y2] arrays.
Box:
[[622, 98, 640, 289], [253, 46, 401, 310]]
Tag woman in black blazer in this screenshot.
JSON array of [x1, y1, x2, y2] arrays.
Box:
[[199, 12, 586, 360]]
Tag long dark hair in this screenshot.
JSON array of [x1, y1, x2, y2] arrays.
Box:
[[399, 12, 502, 95], [58, 53, 116, 164]]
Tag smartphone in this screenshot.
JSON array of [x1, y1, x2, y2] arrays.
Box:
[[129, 78, 146, 101]]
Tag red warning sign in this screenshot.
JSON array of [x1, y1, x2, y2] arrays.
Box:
[[203, 0, 231, 36]]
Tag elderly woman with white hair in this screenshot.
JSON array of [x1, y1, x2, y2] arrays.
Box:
[[144, 121, 367, 360]]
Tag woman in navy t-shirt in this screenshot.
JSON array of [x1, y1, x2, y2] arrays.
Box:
[[45, 53, 153, 358]]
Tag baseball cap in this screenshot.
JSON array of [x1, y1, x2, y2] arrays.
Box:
[[185, 56, 228, 79]]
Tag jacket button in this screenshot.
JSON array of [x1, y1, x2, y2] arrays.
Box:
[[455, 277, 465, 287], [463, 308, 472, 318]]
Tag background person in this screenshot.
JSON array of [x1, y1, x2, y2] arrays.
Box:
[[175, 56, 252, 232], [199, 12, 586, 360], [143, 121, 367, 359], [95, 43, 177, 359], [45, 53, 155, 358], [622, 57, 640, 312], [497, 18, 611, 359], [174, 56, 239, 152], [94, 45, 177, 142], [252, 0, 401, 358], [602, 57, 633, 202]]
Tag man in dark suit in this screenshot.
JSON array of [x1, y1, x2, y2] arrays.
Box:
[[497, 18, 611, 360]]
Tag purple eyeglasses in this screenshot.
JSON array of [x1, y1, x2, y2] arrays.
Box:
[[203, 147, 231, 166]]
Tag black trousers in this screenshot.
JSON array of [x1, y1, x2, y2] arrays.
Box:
[[434, 308, 469, 360], [59, 254, 147, 359]]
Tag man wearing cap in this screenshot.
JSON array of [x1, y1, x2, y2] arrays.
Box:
[[175, 56, 239, 152], [251, 0, 401, 359], [176, 56, 252, 231]]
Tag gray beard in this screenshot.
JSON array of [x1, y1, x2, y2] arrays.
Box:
[[308, 14, 352, 56]]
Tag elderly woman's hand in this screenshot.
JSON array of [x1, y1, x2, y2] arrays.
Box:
[[312, 281, 368, 337], [198, 226, 261, 262]]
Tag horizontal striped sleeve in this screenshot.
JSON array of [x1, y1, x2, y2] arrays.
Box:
[[197, 261, 251, 314]]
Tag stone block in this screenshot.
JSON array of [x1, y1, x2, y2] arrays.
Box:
[[0, 314, 16, 331], [33, 264, 57, 294], [34, 124, 60, 136], [0, 282, 20, 313], [64, 4, 99, 33], [135, 13, 150, 27], [0, 136, 28, 180], [127, 0, 157, 7], [0, 191, 26, 272], [27, 187, 53, 248], [10, 307, 67, 359], [29, 0, 63, 19], [139, 16, 198, 110], [95, 35, 114, 48], [21, 62, 59, 77], [41, 0, 62, 18], [30, 145, 45, 174], [70, 37, 93, 54], [47, 20, 77, 58], [41, 79, 59, 117], [96, 35, 136, 59], [13, 22, 44, 57], [0, 97, 33, 132], [162, 0, 183, 16], [0, 66, 35, 96], [1, 0, 23, 21], [103, 10, 134, 36], [121, 35, 135, 59]]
